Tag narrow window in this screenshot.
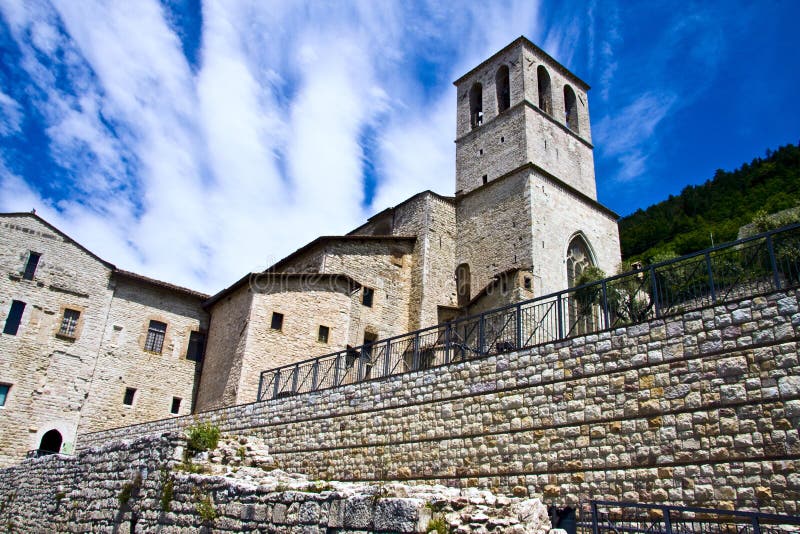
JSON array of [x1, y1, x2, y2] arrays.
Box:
[[524, 277, 532, 290], [495, 65, 510, 112], [144, 320, 167, 353], [318, 325, 330, 344], [482, 175, 488, 184], [170, 397, 181, 414], [123, 388, 136, 406], [537, 66, 552, 115], [564, 85, 579, 132], [456, 263, 471, 307], [362, 287, 374, 307], [23, 252, 41, 280], [0, 384, 10, 407], [186, 331, 205, 362], [58, 309, 80, 338], [270, 312, 284, 331], [469, 83, 483, 129], [3, 300, 26, 336]]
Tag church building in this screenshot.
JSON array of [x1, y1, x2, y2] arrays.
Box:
[[0, 37, 620, 465]]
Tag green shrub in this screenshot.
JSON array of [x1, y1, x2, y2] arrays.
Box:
[[426, 516, 448, 534], [186, 422, 220, 452], [118, 483, 133, 505], [160, 476, 174, 512], [118, 472, 142, 506], [195, 492, 217, 523]]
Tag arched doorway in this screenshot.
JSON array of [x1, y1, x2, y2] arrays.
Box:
[[39, 429, 62, 455]]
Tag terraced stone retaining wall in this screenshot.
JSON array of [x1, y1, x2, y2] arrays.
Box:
[[77, 289, 800, 514]]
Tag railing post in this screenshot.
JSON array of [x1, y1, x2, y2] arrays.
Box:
[[333, 354, 341, 386], [751, 514, 762, 534], [767, 234, 781, 290], [412, 333, 420, 370], [311, 360, 319, 391], [444, 324, 452, 364], [705, 252, 717, 303], [291, 365, 299, 393], [384, 340, 391, 377], [357, 351, 364, 381], [557, 294, 564, 339], [478, 314, 486, 354], [662, 506, 672, 534], [649, 266, 661, 318], [591, 502, 599, 534], [515, 304, 523, 349], [601, 281, 610, 329], [272, 369, 281, 399], [257, 372, 264, 401]]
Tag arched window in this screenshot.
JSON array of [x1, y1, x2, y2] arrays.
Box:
[[39, 429, 62, 455], [567, 235, 597, 335], [537, 66, 552, 115], [456, 263, 471, 307], [469, 83, 483, 129], [495, 65, 510, 112], [564, 85, 579, 132], [566, 235, 594, 287]]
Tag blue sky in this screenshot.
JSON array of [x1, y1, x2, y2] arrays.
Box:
[[0, 0, 798, 293]]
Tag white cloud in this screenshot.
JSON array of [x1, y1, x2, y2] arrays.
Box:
[[0, 92, 23, 136], [594, 92, 677, 182], [0, 0, 553, 294]]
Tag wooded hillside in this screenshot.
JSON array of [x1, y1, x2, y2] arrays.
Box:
[[618, 142, 800, 262]]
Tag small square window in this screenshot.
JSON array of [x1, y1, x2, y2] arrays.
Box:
[[123, 387, 136, 406], [23, 252, 41, 281], [0, 384, 10, 407], [170, 397, 181, 414], [186, 331, 205, 362], [3, 300, 26, 336], [271, 312, 284, 331], [144, 320, 167, 353], [318, 325, 330, 344], [58, 309, 80, 338], [362, 287, 374, 308]]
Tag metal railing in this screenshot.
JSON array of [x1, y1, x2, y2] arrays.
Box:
[[257, 223, 800, 401], [587, 500, 800, 534]]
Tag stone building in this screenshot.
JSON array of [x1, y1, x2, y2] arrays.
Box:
[[0, 213, 209, 466], [0, 36, 620, 464]]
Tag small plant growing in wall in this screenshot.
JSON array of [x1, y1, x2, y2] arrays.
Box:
[[186, 421, 221, 452], [118, 472, 142, 506], [160, 469, 174, 513], [426, 516, 448, 534], [193, 489, 217, 523]]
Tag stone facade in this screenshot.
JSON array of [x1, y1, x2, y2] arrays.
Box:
[[76, 289, 800, 513], [0, 213, 208, 466]]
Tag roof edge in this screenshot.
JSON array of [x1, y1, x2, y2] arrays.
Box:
[[453, 35, 590, 91]]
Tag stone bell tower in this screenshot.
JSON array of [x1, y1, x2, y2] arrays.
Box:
[[453, 36, 621, 305]]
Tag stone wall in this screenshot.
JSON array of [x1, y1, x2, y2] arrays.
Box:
[[0, 433, 552, 533], [456, 170, 533, 300], [77, 289, 800, 513], [529, 171, 621, 296], [195, 281, 253, 411]]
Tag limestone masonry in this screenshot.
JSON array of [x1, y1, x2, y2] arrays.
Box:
[[0, 36, 623, 466]]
